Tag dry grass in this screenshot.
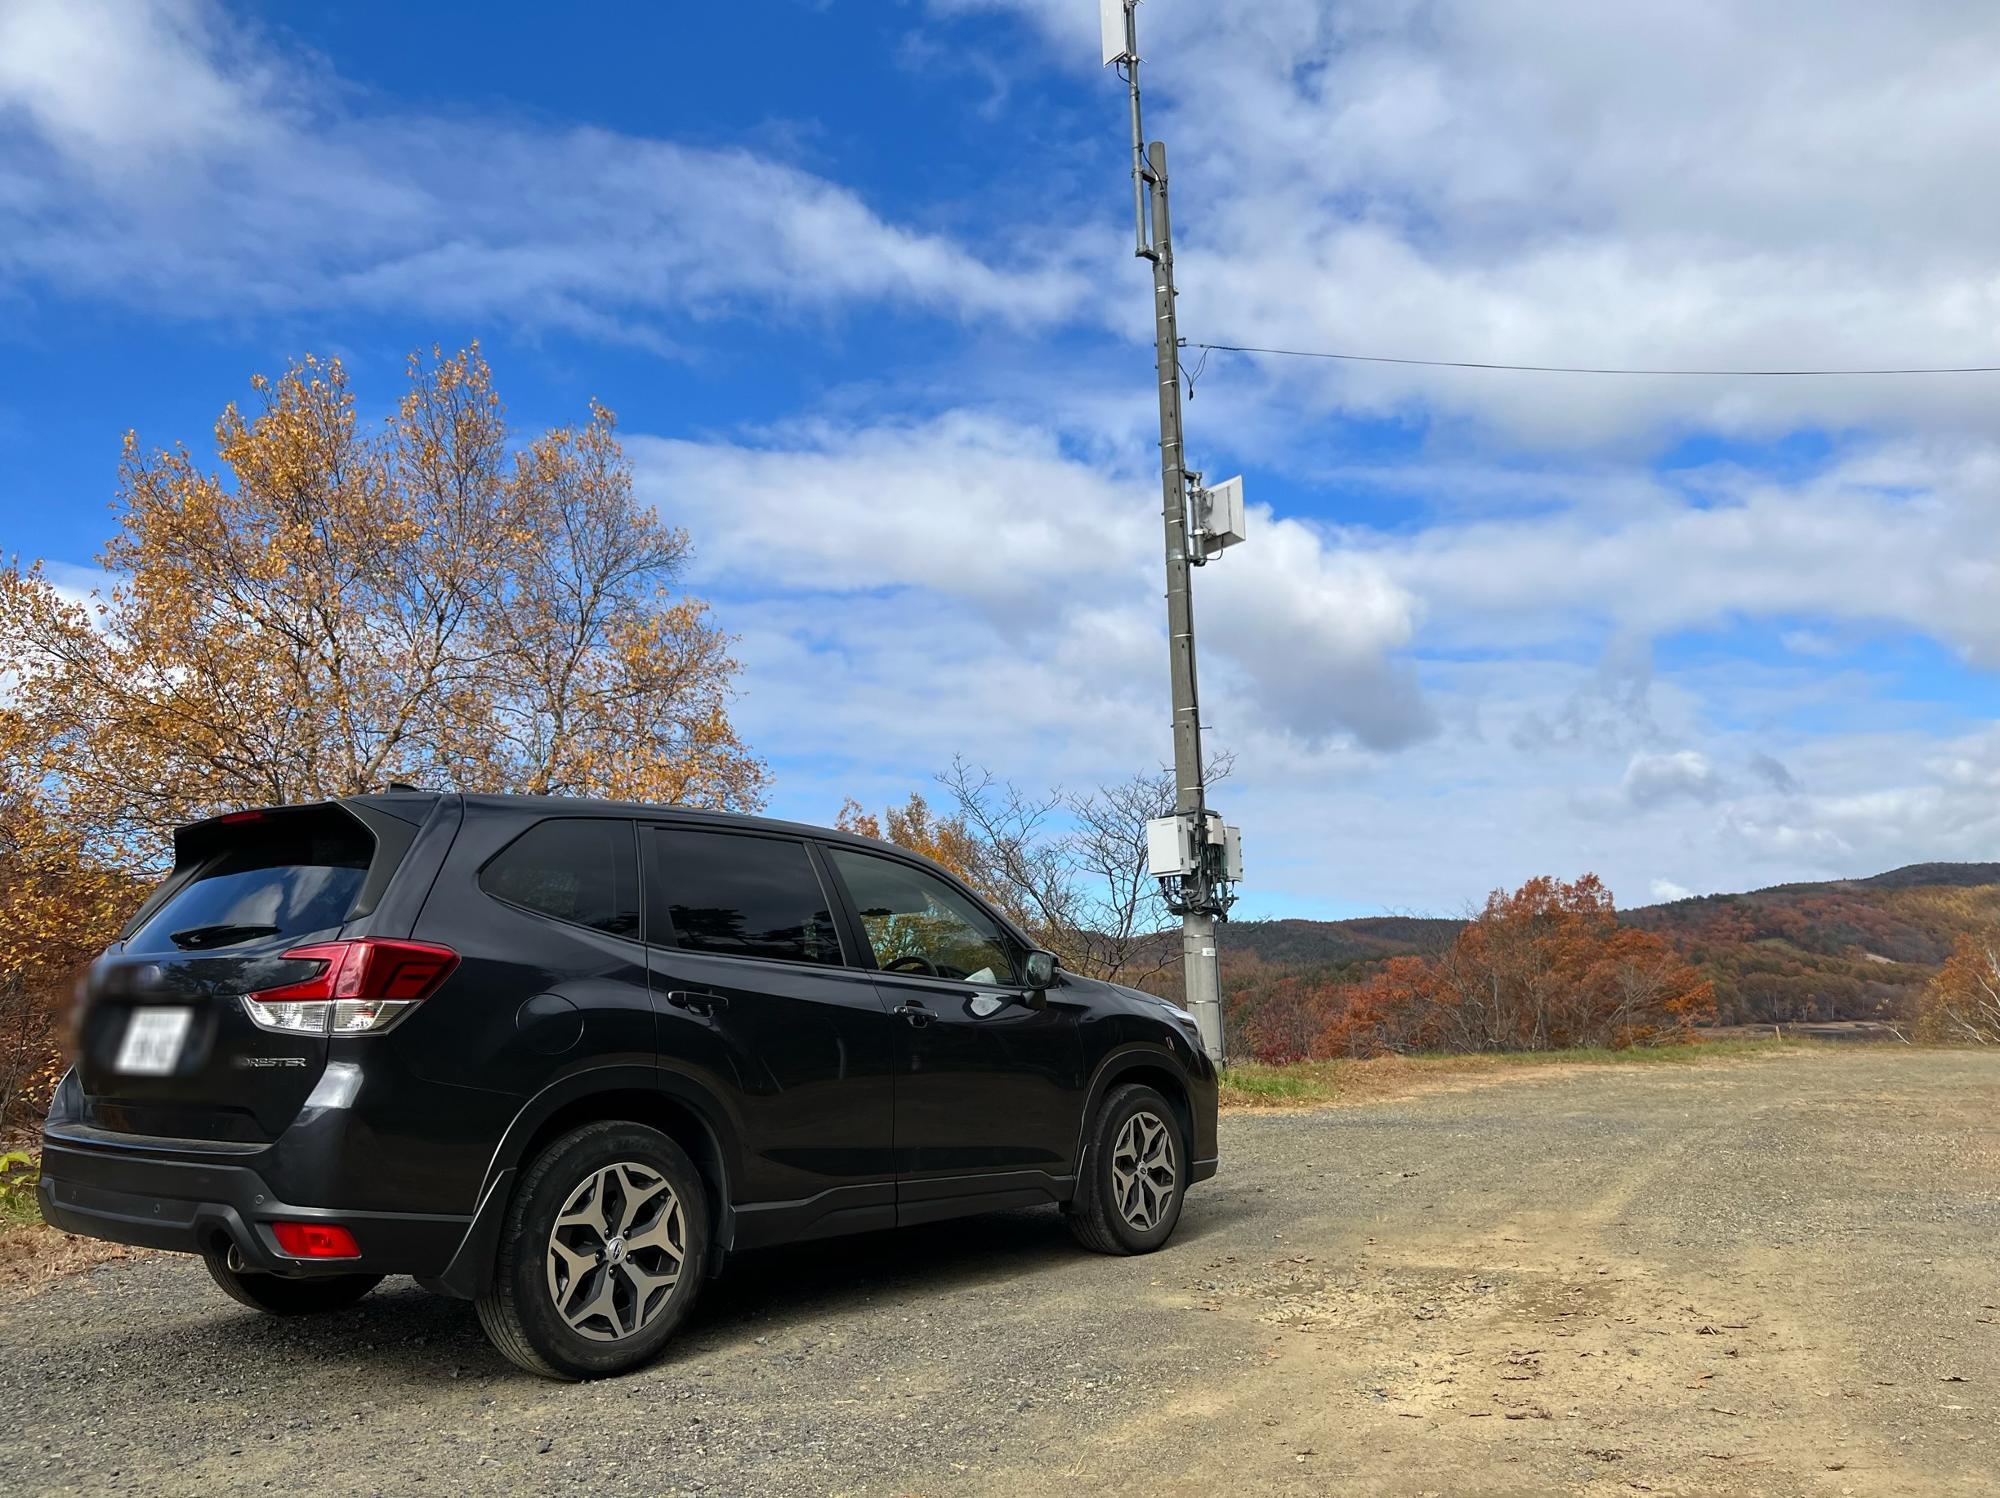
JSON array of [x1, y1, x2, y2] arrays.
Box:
[[0, 1221, 149, 1295], [0, 1144, 153, 1295], [1218, 1035, 1820, 1112]]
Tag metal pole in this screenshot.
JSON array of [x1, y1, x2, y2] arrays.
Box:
[[1147, 145, 1223, 1066], [1123, 9, 1149, 256], [1122, 1, 1224, 1064]]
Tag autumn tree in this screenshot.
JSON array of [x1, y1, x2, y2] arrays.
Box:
[[0, 772, 139, 1123], [1318, 954, 1448, 1057], [935, 757, 1203, 987], [1, 345, 763, 864], [835, 792, 987, 888], [840, 757, 1232, 987], [0, 346, 763, 1120], [1915, 933, 2000, 1043], [1234, 973, 1337, 1064], [1316, 875, 1715, 1057]]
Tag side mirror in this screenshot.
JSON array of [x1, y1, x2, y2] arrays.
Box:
[[1023, 949, 1059, 991]]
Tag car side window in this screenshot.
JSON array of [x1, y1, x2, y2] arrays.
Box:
[[650, 828, 844, 967], [480, 818, 640, 937], [824, 847, 1019, 985]]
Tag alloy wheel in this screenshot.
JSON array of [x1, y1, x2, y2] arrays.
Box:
[[1110, 1110, 1177, 1231], [545, 1161, 686, 1341]]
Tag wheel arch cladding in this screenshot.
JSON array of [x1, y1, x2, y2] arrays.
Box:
[[1085, 1050, 1195, 1160]]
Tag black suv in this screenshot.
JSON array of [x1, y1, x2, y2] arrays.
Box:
[[40, 793, 1217, 1378]]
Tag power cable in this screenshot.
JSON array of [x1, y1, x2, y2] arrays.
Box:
[[1185, 340, 2000, 377]]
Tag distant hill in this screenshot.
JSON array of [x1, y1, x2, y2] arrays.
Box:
[[1624, 863, 2000, 1023], [1802, 862, 2000, 892], [1220, 863, 2000, 1026], [1220, 914, 1461, 969]]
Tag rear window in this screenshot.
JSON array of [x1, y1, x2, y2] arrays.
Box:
[[127, 815, 374, 953], [480, 818, 641, 937]]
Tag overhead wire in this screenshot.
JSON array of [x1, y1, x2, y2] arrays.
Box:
[[1183, 341, 2000, 378]]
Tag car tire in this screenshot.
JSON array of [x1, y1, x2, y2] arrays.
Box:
[[475, 1120, 708, 1381], [201, 1250, 383, 1314], [1066, 1082, 1187, 1256]]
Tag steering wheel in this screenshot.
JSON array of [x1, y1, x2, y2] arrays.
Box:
[[882, 954, 938, 976]]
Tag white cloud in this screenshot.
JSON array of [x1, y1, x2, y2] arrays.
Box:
[[634, 413, 1433, 758], [1649, 879, 1695, 903], [1623, 749, 1721, 809], [0, 0, 265, 164], [1780, 629, 1842, 658], [1747, 752, 1802, 796], [40, 561, 115, 612], [1717, 728, 2000, 872], [629, 403, 2000, 915], [0, 0, 1084, 333], [10, 1, 1998, 918], [946, 0, 2000, 445], [1219, 674, 2000, 917], [1354, 440, 2000, 667]]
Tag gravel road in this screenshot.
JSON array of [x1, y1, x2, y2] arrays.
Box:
[[3, 1047, 1996, 1497]]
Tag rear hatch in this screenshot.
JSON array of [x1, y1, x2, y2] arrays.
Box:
[[77, 801, 414, 1144]]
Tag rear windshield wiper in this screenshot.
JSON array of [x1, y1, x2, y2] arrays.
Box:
[[168, 922, 282, 950]]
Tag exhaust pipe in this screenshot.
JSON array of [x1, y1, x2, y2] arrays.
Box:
[[225, 1244, 250, 1274]]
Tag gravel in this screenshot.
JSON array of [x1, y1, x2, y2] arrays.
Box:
[[2, 1047, 1995, 1496]]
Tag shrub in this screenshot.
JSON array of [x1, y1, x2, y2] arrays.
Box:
[[1914, 934, 2000, 1043], [1315, 875, 1714, 1057]]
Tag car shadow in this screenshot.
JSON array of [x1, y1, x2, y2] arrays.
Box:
[[71, 1197, 1236, 1392], [689, 1193, 1234, 1343], [690, 1204, 1074, 1337]]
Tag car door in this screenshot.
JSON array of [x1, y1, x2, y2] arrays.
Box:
[[644, 824, 898, 1247], [818, 844, 1089, 1224]]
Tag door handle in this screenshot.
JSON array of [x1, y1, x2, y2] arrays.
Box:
[[665, 990, 730, 1016], [895, 1000, 933, 1028]]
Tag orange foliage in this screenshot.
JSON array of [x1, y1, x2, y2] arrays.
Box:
[[1316, 875, 1714, 1057], [1628, 879, 1999, 1024], [0, 773, 141, 1121], [1, 345, 764, 871], [1915, 932, 2000, 1043], [834, 793, 987, 890], [0, 347, 766, 1124]]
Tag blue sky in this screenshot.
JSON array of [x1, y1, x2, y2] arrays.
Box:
[[3, 0, 1998, 918]]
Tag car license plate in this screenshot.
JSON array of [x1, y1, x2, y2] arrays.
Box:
[[116, 1007, 193, 1076]]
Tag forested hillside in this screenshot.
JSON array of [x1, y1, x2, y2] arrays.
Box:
[[1625, 866, 2000, 1023], [1221, 915, 1461, 969], [1222, 864, 2000, 1053]]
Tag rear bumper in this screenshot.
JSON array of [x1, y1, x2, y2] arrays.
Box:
[[39, 1127, 471, 1279]]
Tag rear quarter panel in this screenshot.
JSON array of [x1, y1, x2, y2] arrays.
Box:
[[375, 807, 658, 1215]]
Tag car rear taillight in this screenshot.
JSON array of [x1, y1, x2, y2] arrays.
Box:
[[271, 1221, 361, 1258], [241, 939, 459, 1036]]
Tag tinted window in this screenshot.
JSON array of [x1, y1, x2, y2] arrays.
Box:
[[481, 819, 640, 937], [825, 848, 1019, 984], [651, 829, 842, 966], [128, 816, 372, 953]]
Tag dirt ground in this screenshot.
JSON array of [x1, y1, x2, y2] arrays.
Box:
[[1, 1046, 1994, 1496]]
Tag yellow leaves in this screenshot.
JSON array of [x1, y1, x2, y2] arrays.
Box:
[[2, 339, 769, 1113], [0, 742, 147, 1117], [835, 799, 884, 841], [833, 793, 989, 892], [4, 341, 765, 883], [1915, 932, 2000, 1042]]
